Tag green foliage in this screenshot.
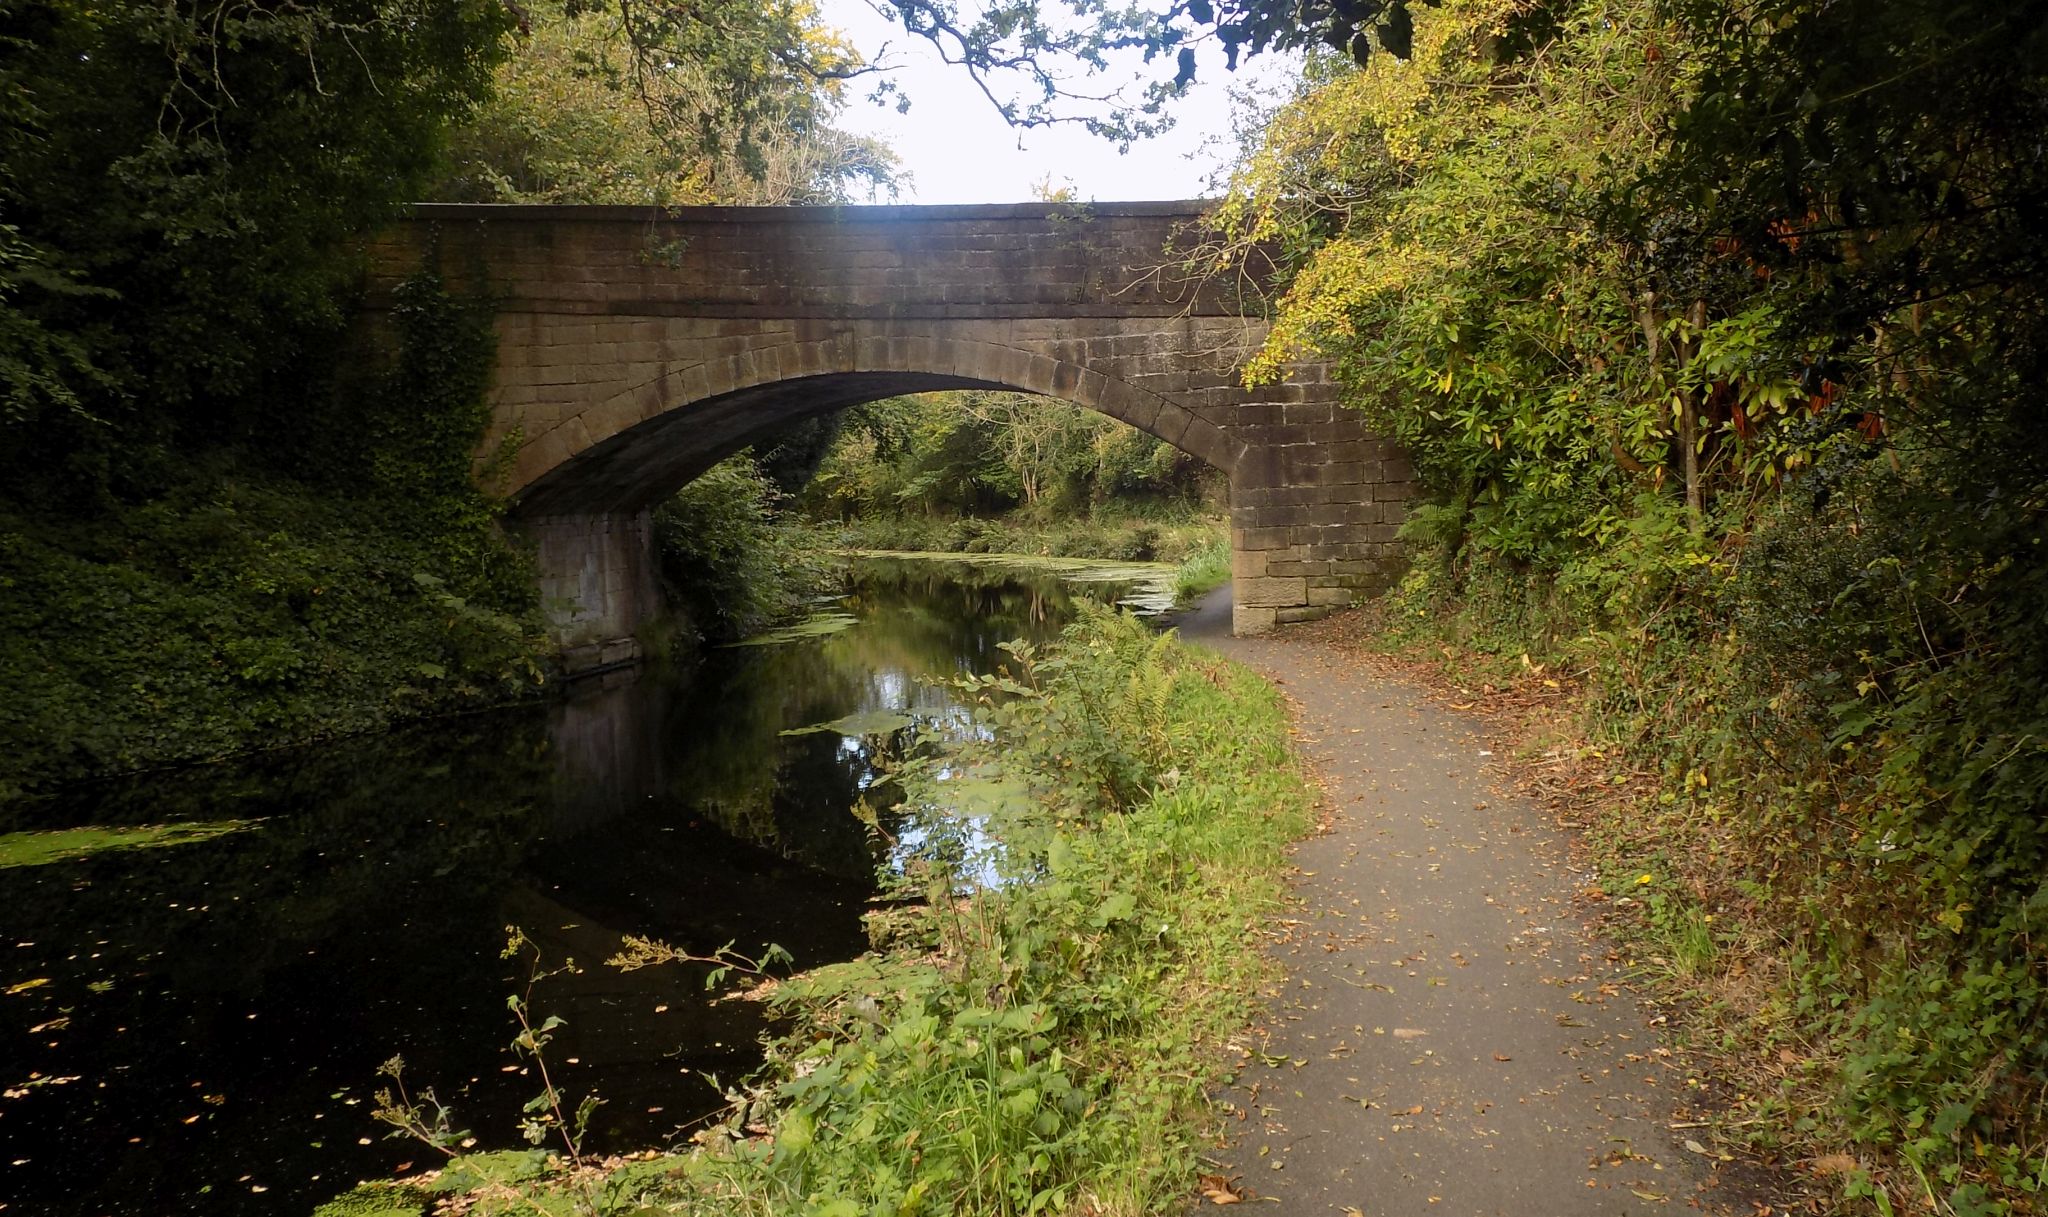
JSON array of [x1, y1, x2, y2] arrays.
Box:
[[0, 464, 544, 796], [654, 455, 830, 645], [311, 1185, 431, 1217], [1171, 536, 1231, 605], [434, 0, 897, 206], [804, 392, 1215, 523], [0, 2, 563, 789], [0, 270, 544, 795], [372, 1055, 473, 1159], [499, 929, 607, 1163], [740, 612, 1311, 1215], [0, 0, 513, 487], [798, 391, 1223, 574]]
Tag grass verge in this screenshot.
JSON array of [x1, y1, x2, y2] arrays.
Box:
[[319, 606, 1315, 1217]]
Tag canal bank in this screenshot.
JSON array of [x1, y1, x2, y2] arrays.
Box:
[[0, 554, 1176, 1216]]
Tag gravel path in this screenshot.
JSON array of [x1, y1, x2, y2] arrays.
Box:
[[1177, 589, 1741, 1217]]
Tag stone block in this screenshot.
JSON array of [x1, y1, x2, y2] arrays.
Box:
[[1237, 576, 1308, 607], [1178, 421, 1239, 474], [1233, 604, 1278, 635], [1150, 404, 1195, 446], [1075, 368, 1110, 409]]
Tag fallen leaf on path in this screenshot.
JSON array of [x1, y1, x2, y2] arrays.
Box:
[[1493, 1053, 1513, 1061], [1392, 1028, 1427, 1039]]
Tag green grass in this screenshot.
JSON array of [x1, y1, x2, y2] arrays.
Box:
[[322, 607, 1316, 1217], [1171, 536, 1231, 606]]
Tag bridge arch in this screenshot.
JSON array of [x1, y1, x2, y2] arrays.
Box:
[[364, 201, 1415, 664], [512, 331, 1247, 516]]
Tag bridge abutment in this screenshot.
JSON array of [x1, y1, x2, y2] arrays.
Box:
[[1225, 395, 1413, 634], [525, 512, 659, 673]]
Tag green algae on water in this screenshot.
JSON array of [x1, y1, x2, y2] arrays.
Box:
[[779, 708, 917, 738], [838, 549, 1179, 615], [0, 819, 260, 869], [726, 612, 859, 647]]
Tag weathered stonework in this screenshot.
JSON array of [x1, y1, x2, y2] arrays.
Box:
[[364, 201, 1415, 650]]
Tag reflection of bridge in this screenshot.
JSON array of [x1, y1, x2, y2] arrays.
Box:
[[365, 201, 1414, 659]]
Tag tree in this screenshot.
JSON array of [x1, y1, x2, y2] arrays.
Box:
[[436, 0, 899, 206], [0, 0, 516, 491]]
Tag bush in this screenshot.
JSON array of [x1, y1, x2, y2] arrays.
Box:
[[0, 469, 543, 795], [653, 455, 829, 644]]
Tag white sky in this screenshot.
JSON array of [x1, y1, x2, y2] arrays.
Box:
[[817, 0, 1303, 205]]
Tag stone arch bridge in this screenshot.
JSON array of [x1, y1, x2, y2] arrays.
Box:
[[364, 202, 1412, 663]]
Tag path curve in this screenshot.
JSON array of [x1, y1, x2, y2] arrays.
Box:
[[1179, 589, 1736, 1216]]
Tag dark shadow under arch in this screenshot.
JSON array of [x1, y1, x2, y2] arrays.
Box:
[[512, 367, 1242, 517]]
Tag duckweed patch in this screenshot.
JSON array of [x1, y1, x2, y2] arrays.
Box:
[[0, 818, 260, 869], [725, 612, 859, 647]]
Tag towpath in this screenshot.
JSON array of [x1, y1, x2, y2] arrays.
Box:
[[1177, 590, 1741, 1216]]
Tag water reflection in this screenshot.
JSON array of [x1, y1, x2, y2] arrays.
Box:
[[0, 553, 1164, 1216]]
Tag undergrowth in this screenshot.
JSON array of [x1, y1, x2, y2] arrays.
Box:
[[318, 607, 1315, 1216], [0, 270, 546, 796], [653, 455, 833, 646]]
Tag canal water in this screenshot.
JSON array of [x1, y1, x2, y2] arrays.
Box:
[[0, 553, 1175, 1216]]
